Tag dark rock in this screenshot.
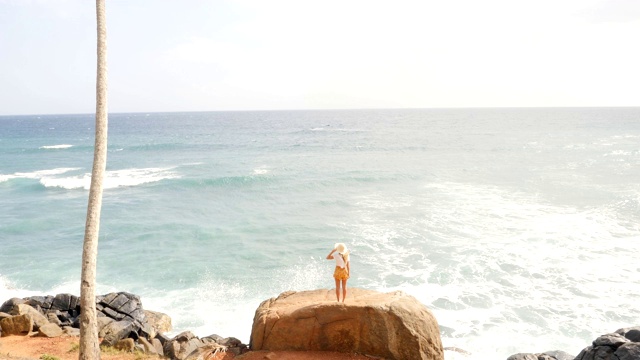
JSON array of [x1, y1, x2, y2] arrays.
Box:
[[615, 326, 640, 337], [615, 343, 640, 360], [164, 331, 206, 360], [107, 293, 131, 310], [575, 344, 615, 360], [173, 331, 197, 343], [506, 354, 538, 360], [102, 306, 123, 320], [51, 293, 76, 311], [542, 350, 575, 360], [155, 332, 170, 345], [0, 298, 25, 313], [623, 329, 640, 342], [219, 337, 242, 347], [202, 334, 224, 344], [24, 296, 48, 311], [100, 320, 137, 347], [101, 293, 119, 305], [593, 333, 628, 347]]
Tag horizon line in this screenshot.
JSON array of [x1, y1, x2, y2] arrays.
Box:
[[1, 105, 639, 117]]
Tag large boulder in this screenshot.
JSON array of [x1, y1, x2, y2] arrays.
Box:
[[574, 327, 640, 360], [164, 331, 205, 360], [0, 314, 33, 336], [36, 323, 64, 338], [144, 309, 172, 337], [250, 288, 443, 360], [10, 304, 49, 330], [0, 298, 25, 313]]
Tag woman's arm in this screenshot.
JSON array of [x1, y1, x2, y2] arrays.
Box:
[[346, 261, 350, 275], [326, 248, 336, 259]]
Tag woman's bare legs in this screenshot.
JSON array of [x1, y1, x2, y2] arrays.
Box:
[[341, 279, 348, 302], [334, 278, 340, 301]]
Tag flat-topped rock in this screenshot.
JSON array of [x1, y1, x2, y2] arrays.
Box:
[[250, 288, 443, 360]]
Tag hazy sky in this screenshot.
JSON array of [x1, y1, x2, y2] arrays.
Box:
[[0, 0, 639, 115]]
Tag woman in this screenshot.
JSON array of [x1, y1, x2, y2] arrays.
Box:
[[326, 243, 350, 302]]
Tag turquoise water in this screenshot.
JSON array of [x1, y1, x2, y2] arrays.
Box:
[[1, 108, 639, 358]]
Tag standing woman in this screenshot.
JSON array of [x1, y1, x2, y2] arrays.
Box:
[[327, 243, 350, 302]]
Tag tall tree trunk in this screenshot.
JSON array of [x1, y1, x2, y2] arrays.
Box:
[[79, 0, 108, 359]]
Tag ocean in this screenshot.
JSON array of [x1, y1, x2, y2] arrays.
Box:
[[1, 108, 639, 359]]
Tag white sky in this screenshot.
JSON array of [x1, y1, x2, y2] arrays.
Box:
[[0, 0, 639, 115]]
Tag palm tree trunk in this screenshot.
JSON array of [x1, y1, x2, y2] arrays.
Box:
[[79, 0, 108, 359]]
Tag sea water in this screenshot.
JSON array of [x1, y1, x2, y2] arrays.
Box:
[[1, 108, 639, 359]]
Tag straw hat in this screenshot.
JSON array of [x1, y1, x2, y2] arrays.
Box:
[[334, 243, 349, 254]]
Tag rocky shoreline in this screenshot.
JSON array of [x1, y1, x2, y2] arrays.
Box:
[[1, 290, 640, 360], [0, 291, 247, 359], [508, 327, 640, 360]]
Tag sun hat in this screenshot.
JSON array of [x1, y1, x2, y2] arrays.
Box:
[[334, 243, 348, 254]]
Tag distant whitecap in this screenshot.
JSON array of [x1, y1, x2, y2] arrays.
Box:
[[39, 144, 73, 149]]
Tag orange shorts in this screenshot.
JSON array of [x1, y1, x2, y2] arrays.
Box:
[[333, 266, 349, 280]]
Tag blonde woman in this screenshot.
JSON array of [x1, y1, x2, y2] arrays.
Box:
[[326, 243, 350, 302]]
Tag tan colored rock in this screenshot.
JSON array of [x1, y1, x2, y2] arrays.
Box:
[[11, 304, 49, 330], [0, 314, 33, 336], [144, 309, 172, 337], [250, 288, 443, 360], [152, 338, 165, 356], [36, 323, 64, 338], [138, 337, 158, 355]]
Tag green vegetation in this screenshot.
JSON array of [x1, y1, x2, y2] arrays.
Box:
[[39, 355, 61, 360], [68, 342, 80, 353]]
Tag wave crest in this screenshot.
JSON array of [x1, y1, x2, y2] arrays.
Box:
[[39, 144, 74, 150], [40, 167, 181, 190]]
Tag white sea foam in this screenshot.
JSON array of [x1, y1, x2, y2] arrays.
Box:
[[343, 182, 640, 359], [0, 168, 81, 183], [40, 167, 181, 190], [39, 144, 73, 149], [253, 167, 269, 175], [141, 276, 258, 343], [604, 150, 632, 156], [0, 275, 45, 302]]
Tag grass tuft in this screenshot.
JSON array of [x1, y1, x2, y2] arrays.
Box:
[[68, 342, 80, 353], [40, 355, 61, 360]]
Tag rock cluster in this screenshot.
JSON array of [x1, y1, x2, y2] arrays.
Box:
[[507, 326, 640, 360], [250, 288, 444, 360], [506, 350, 575, 360], [0, 292, 247, 359], [574, 326, 640, 360]]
